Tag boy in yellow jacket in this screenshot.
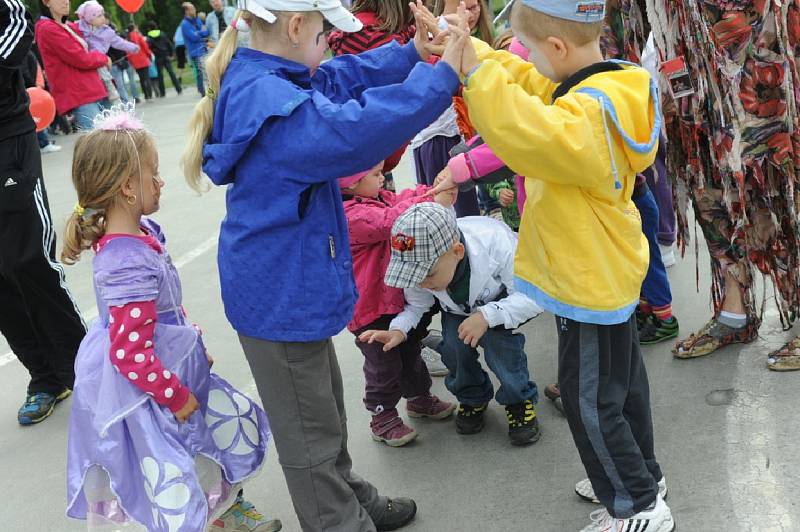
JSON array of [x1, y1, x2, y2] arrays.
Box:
[[432, 1, 675, 530]]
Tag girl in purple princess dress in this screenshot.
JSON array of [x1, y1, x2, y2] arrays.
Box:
[[62, 107, 281, 532]]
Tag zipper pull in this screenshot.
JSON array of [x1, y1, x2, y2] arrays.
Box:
[[329, 235, 336, 258]]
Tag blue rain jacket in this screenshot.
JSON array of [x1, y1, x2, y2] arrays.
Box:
[[180, 16, 208, 59], [203, 42, 459, 342]]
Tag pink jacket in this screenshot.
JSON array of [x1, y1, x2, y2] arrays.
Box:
[[447, 135, 528, 214], [344, 186, 431, 331]]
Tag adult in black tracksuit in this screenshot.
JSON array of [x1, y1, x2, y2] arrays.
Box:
[[0, 0, 86, 425], [144, 21, 182, 98]]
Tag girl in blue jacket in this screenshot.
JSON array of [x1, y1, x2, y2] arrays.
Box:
[[182, 1, 469, 530]]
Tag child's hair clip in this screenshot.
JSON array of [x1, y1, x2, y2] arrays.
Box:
[[233, 16, 251, 33], [92, 102, 145, 131]]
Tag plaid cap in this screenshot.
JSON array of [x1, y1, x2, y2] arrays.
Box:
[[495, 0, 606, 25], [384, 203, 460, 289]]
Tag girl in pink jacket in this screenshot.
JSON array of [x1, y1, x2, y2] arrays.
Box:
[[341, 162, 456, 447]]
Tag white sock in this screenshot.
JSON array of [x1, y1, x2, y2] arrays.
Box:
[[718, 310, 747, 329]]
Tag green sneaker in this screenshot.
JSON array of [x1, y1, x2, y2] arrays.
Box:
[[639, 316, 679, 345], [17, 388, 71, 426], [209, 495, 282, 531]]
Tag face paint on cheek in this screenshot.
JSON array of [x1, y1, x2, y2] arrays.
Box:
[[527, 42, 557, 81]]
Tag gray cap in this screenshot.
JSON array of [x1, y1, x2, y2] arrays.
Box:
[[495, 0, 606, 25], [384, 203, 460, 289]]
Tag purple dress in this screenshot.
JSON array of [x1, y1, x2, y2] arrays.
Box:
[[66, 219, 270, 531]]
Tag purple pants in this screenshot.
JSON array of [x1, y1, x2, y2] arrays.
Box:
[[643, 139, 676, 246], [353, 313, 434, 414], [413, 135, 480, 218]]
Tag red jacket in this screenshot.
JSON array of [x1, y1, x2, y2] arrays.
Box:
[[126, 31, 152, 70], [34, 18, 108, 115], [343, 186, 431, 331]]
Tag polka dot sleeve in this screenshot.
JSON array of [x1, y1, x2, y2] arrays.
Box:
[[108, 301, 191, 413]]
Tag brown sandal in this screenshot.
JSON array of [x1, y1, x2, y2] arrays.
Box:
[[767, 336, 800, 371], [673, 318, 758, 359]]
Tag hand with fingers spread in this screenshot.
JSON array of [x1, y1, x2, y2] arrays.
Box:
[[358, 329, 407, 352]]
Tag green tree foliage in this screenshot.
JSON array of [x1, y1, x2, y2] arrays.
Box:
[[24, 0, 214, 34]]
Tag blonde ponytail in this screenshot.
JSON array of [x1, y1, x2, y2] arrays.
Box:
[[182, 11, 251, 193], [61, 210, 107, 265]]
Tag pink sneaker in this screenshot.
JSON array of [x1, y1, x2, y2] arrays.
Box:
[[406, 394, 456, 420], [370, 409, 418, 447]]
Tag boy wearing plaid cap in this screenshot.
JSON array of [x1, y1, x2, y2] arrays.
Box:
[[432, 0, 675, 530], [359, 203, 543, 446]]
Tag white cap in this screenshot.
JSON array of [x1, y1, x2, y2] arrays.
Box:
[[237, 0, 363, 32]]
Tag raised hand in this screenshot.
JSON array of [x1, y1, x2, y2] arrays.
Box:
[[440, 8, 469, 73], [410, 0, 444, 60]]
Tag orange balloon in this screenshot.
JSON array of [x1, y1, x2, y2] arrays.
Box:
[[26, 87, 56, 133], [116, 0, 144, 14]]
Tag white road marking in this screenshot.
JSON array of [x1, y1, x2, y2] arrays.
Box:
[[0, 234, 218, 368]]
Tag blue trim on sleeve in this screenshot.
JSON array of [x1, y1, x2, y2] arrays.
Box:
[[574, 67, 662, 155], [514, 276, 637, 325]]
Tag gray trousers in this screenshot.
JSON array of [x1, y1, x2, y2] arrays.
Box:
[[240, 336, 386, 532]]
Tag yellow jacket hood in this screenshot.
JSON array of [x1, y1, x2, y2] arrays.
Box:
[[571, 62, 661, 184]]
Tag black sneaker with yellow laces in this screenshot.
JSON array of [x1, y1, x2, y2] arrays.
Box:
[[505, 400, 541, 446], [455, 403, 488, 435]]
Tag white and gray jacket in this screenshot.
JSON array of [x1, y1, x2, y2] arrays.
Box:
[[390, 217, 543, 334]]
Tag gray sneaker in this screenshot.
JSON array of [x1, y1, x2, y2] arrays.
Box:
[[420, 346, 449, 377]]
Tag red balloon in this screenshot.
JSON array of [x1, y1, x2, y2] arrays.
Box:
[[26, 87, 55, 133], [116, 0, 144, 14]]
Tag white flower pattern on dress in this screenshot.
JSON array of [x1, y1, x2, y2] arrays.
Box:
[[141, 456, 191, 532], [205, 389, 261, 455]]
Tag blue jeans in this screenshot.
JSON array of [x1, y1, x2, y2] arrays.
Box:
[[110, 64, 130, 103], [439, 311, 538, 406], [190, 55, 206, 96], [73, 99, 110, 131], [36, 130, 49, 148], [633, 186, 672, 308]]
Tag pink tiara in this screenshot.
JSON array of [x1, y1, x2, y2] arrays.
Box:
[[92, 102, 145, 131]]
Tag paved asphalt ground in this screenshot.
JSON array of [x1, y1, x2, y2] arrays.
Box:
[[1, 90, 799, 532]]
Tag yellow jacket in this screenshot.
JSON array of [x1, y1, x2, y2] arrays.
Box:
[[463, 40, 660, 325]]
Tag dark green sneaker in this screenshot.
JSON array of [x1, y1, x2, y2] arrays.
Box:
[[18, 388, 71, 426], [374, 498, 417, 531], [640, 316, 680, 345], [455, 403, 488, 435]]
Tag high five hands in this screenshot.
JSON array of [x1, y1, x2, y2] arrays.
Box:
[[409, 0, 479, 77]]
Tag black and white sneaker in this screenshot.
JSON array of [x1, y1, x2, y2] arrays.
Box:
[[580, 495, 675, 532], [576, 476, 668, 504]]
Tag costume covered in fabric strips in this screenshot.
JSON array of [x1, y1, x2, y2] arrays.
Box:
[[645, 0, 800, 329], [66, 218, 270, 531]]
